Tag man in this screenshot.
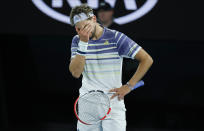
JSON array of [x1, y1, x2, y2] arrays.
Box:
[[69, 4, 153, 131], [96, 2, 120, 29]]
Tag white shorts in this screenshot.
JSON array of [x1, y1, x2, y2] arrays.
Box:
[[77, 94, 127, 131]]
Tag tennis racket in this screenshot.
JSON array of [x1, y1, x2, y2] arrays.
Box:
[[74, 80, 144, 125]]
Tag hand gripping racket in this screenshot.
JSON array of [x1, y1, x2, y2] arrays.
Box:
[[74, 80, 144, 125]]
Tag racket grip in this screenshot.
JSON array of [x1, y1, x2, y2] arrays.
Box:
[[132, 80, 144, 90]]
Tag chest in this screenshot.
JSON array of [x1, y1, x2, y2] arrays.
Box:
[[87, 40, 117, 53]]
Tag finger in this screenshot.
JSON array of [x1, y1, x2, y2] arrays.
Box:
[[80, 27, 90, 36], [81, 24, 87, 30], [86, 26, 92, 34], [119, 96, 124, 101], [118, 94, 125, 101], [81, 24, 90, 32], [83, 25, 92, 34], [77, 29, 84, 36], [110, 93, 118, 99], [87, 24, 92, 32], [118, 94, 121, 101], [109, 88, 115, 92], [76, 29, 81, 36], [109, 88, 118, 92]]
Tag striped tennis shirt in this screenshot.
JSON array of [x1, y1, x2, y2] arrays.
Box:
[[71, 27, 141, 94]]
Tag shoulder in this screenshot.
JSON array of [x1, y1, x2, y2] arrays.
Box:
[[72, 35, 79, 42], [104, 27, 123, 39], [71, 35, 79, 46]]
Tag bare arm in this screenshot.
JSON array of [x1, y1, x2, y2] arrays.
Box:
[[69, 22, 92, 78], [128, 48, 153, 86], [110, 48, 153, 100], [69, 55, 86, 78]]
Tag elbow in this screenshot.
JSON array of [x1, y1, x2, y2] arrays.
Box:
[[71, 72, 81, 78], [148, 55, 153, 66], [142, 54, 153, 67], [69, 66, 81, 79]]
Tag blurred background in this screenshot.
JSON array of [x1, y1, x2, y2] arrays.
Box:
[[1, 0, 204, 131]]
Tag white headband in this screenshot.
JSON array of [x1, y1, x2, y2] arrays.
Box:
[[73, 12, 94, 25]]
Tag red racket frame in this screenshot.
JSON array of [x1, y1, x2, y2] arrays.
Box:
[[74, 96, 111, 125]]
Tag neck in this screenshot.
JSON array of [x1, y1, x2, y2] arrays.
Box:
[[92, 24, 104, 40]]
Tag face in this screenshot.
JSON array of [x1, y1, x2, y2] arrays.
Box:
[[75, 16, 97, 38], [97, 10, 113, 23]]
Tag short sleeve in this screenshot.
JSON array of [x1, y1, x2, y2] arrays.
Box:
[[70, 35, 79, 59], [115, 31, 141, 59]]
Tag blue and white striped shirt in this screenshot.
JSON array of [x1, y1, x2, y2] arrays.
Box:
[[71, 27, 141, 94]]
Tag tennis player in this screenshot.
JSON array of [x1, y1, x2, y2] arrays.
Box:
[[69, 4, 153, 131]]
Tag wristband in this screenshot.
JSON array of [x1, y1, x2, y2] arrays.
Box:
[[126, 82, 134, 91], [78, 41, 88, 52], [126, 80, 145, 91], [76, 41, 88, 56], [76, 50, 86, 56]]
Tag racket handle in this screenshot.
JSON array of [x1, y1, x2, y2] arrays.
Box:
[[132, 80, 144, 91]]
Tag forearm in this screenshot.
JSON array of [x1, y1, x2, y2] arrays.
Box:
[[69, 55, 86, 78], [128, 55, 153, 86], [69, 38, 89, 78]]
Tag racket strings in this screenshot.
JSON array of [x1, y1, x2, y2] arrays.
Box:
[[77, 92, 110, 124]]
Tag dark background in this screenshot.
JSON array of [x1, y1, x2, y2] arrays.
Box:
[[1, 0, 204, 131], [0, 0, 204, 41]]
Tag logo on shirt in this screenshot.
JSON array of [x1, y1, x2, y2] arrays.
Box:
[[104, 40, 109, 45], [31, 0, 158, 25]]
